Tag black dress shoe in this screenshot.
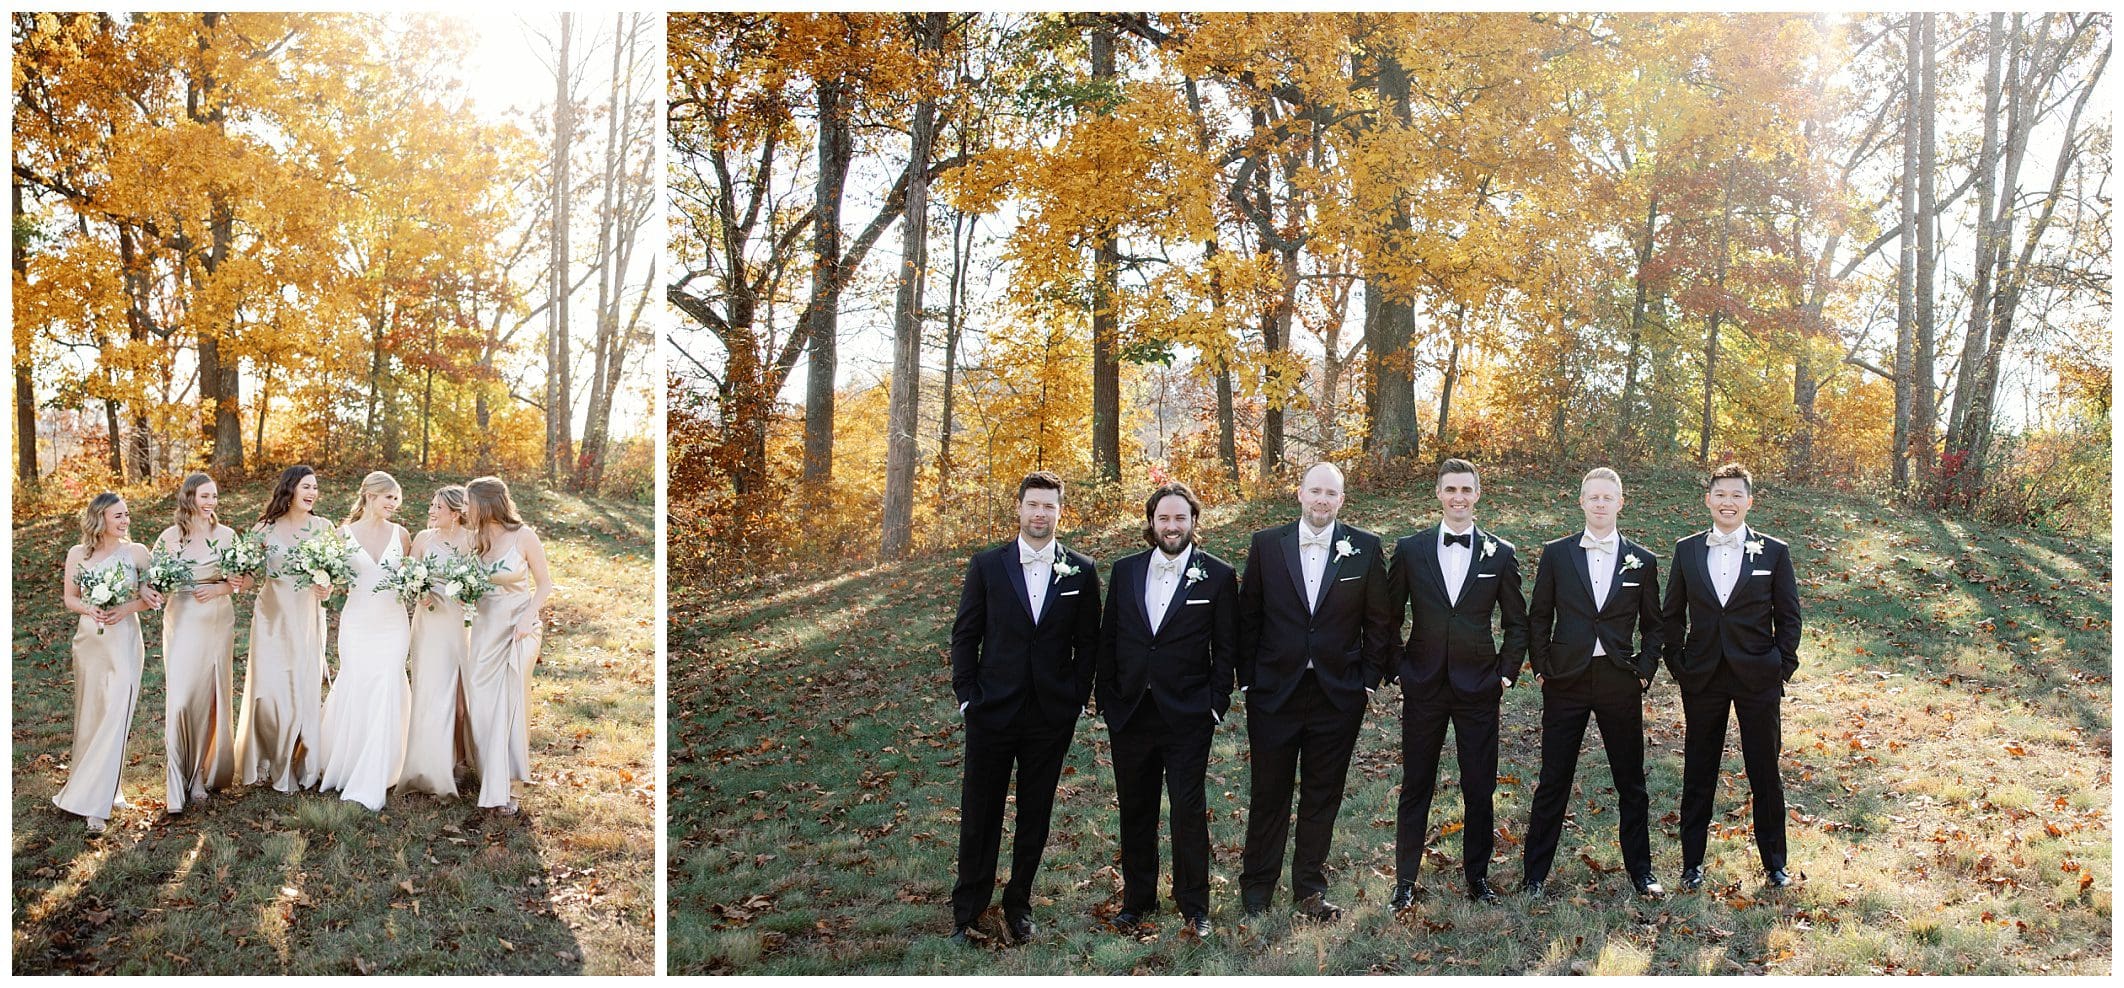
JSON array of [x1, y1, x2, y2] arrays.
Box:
[[1765, 868, 1793, 888], [1183, 913, 1212, 939], [949, 926, 978, 947], [1632, 874, 1666, 898], [1390, 880, 1421, 912], [1111, 909, 1143, 932], [1294, 893, 1344, 922], [1520, 879, 1546, 898], [1679, 865, 1706, 891], [1242, 898, 1269, 918], [1466, 878, 1499, 904], [1005, 912, 1036, 943]]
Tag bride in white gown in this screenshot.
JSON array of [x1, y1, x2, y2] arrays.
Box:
[[318, 471, 414, 812]]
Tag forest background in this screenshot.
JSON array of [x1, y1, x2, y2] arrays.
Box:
[[670, 11, 2111, 581], [12, 12, 660, 511]]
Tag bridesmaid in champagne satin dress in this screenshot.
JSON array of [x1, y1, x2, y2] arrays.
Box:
[[154, 473, 252, 814], [463, 477, 555, 814], [56, 493, 165, 834], [399, 485, 476, 797], [236, 466, 332, 793]]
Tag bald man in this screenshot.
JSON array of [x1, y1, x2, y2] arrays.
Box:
[[1236, 463, 1396, 922]]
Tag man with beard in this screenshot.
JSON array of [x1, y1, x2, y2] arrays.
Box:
[[1097, 481, 1237, 939]]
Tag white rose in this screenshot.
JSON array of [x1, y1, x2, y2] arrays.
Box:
[[443, 581, 462, 598], [309, 567, 329, 584], [90, 586, 113, 605]]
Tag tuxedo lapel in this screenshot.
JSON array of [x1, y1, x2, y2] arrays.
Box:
[[1417, 525, 1448, 606], [1597, 538, 1630, 615], [1568, 535, 1596, 609], [1128, 554, 1155, 638], [1004, 546, 1036, 623], [1280, 524, 1308, 609]]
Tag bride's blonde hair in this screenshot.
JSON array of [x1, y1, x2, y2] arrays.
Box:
[[344, 471, 402, 526]]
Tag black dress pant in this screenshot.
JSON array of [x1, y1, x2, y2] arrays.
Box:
[[1678, 662, 1787, 872], [1240, 670, 1363, 907], [1110, 696, 1213, 917], [952, 712, 1076, 928], [1395, 685, 1500, 885], [1522, 660, 1650, 884]]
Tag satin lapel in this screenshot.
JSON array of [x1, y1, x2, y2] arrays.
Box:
[[1418, 525, 1448, 607], [1569, 536, 1596, 609], [1281, 524, 1308, 609], [1130, 554, 1155, 639], [1312, 524, 1347, 613], [1004, 545, 1036, 624], [1726, 527, 1756, 608], [1598, 539, 1629, 615]]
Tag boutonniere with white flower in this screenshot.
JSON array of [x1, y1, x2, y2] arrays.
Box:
[[1052, 551, 1082, 580], [1481, 537, 1498, 559], [1621, 552, 1644, 572], [1332, 537, 1358, 562], [1184, 561, 1208, 586], [1744, 538, 1764, 560]]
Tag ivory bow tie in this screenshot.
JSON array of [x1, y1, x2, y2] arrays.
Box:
[[1153, 556, 1184, 576], [1020, 548, 1052, 566], [1580, 534, 1616, 553], [1299, 532, 1331, 549], [1707, 529, 1744, 548]]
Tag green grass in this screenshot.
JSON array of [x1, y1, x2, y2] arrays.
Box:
[[13, 470, 655, 975], [669, 468, 2110, 974]]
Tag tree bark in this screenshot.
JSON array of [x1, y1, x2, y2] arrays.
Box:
[[1089, 23, 1122, 483], [882, 13, 945, 561], [11, 179, 33, 486], [1363, 50, 1419, 461], [1698, 175, 1734, 466], [1911, 12, 1939, 486], [800, 31, 854, 489], [1891, 14, 1919, 490], [1944, 14, 2006, 492], [547, 12, 576, 484]]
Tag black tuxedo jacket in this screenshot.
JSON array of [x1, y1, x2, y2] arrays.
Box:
[[1527, 533, 1663, 683], [950, 540, 1101, 731], [1386, 524, 1530, 699], [1236, 522, 1394, 715], [1096, 547, 1238, 732], [1660, 527, 1802, 695]]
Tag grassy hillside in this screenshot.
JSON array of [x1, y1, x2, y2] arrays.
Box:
[[12, 470, 655, 975], [669, 468, 2110, 975]]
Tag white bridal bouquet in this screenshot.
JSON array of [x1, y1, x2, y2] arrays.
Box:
[[286, 528, 358, 593], [375, 554, 435, 608], [217, 530, 270, 580], [74, 561, 136, 635], [432, 551, 503, 628], [142, 541, 197, 595]]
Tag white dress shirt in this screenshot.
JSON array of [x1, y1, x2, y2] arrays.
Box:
[[1020, 536, 1056, 622], [1581, 529, 1617, 656], [1440, 522, 1475, 605], [1707, 525, 1747, 605], [1145, 545, 1191, 635], [1299, 521, 1332, 613]]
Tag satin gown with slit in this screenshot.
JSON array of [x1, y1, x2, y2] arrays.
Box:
[[162, 539, 236, 813], [236, 528, 328, 792], [468, 544, 539, 808], [399, 547, 474, 796], [318, 529, 413, 811], [54, 558, 146, 820]]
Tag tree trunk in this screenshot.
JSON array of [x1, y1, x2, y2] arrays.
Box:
[[1911, 12, 1939, 486], [547, 13, 576, 485], [936, 204, 968, 502], [1618, 192, 1659, 454], [1363, 50, 1419, 461], [1438, 330, 1462, 448], [800, 45, 854, 490], [1697, 176, 1733, 465], [882, 13, 944, 561], [11, 179, 35, 485], [1891, 13, 1919, 490], [1089, 23, 1122, 483], [1944, 14, 2006, 495]]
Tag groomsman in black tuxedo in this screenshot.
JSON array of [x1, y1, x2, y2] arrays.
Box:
[[949, 471, 1101, 944], [1097, 482, 1237, 939], [1386, 457, 1528, 907], [1521, 467, 1665, 899], [1663, 462, 1802, 891], [1237, 462, 1395, 922]]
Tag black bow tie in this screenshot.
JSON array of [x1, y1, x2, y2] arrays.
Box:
[[1443, 532, 1472, 548]]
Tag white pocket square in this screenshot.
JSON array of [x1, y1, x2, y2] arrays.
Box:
[[1621, 582, 1640, 588], [1751, 569, 1772, 576], [1185, 598, 1209, 606], [1337, 575, 1361, 582], [1059, 589, 1081, 596], [1477, 572, 1497, 579]]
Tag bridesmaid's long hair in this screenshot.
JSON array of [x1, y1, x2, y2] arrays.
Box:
[[257, 465, 317, 529], [344, 471, 401, 525], [174, 472, 216, 542], [78, 492, 123, 550], [465, 476, 524, 556], [433, 484, 469, 529]]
